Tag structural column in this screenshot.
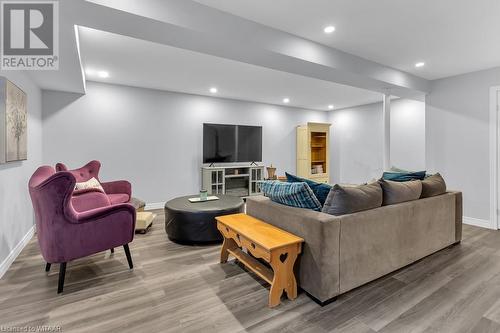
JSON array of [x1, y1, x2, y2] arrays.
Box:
[[383, 94, 391, 170]]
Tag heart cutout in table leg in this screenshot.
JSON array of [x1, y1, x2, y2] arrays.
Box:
[[280, 253, 288, 263]]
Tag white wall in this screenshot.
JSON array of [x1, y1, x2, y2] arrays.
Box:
[[329, 98, 425, 184], [42, 81, 327, 204], [426, 67, 500, 221], [390, 98, 426, 171], [329, 102, 383, 184], [0, 72, 43, 275]]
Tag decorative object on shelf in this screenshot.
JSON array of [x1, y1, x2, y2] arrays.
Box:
[[199, 189, 208, 201], [296, 122, 331, 183], [266, 164, 277, 180], [0, 77, 27, 163]]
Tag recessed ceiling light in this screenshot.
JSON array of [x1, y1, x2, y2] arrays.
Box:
[[415, 62, 425, 68], [328, 105, 334, 110], [323, 26, 336, 34], [283, 98, 290, 104], [209, 87, 218, 94], [97, 70, 109, 78]]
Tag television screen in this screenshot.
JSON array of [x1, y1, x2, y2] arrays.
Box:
[[203, 124, 262, 163], [237, 125, 262, 162]]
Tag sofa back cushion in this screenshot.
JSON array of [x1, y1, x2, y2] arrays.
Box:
[[382, 170, 426, 182], [421, 173, 447, 198], [379, 179, 422, 205], [285, 172, 332, 205], [261, 181, 322, 211], [322, 182, 383, 216]]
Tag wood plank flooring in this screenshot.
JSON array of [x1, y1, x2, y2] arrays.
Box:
[[2, 211, 500, 332]]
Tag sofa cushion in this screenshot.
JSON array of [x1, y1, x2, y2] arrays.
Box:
[[108, 193, 130, 205], [379, 179, 422, 205], [285, 172, 332, 205], [421, 173, 447, 198], [71, 191, 111, 212], [322, 182, 383, 216], [382, 170, 426, 182], [74, 177, 104, 193], [261, 181, 322, 211]]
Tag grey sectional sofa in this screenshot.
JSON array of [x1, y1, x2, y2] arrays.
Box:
[[246, 191, 463, 305]]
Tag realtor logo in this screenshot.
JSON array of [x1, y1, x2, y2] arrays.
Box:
[[1, 1, 59, 70]]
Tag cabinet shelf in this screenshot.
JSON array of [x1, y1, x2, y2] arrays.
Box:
[[297, 122, 331, 183], [202, 166, 264, 197], [225, 174, 249, 178]]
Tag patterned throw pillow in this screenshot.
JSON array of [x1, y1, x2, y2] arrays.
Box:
[[74, 177, 105, 193], [285, 172, 332, 206], [261, 181, 322, 211]]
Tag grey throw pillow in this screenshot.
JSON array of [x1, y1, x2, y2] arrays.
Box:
[[379, 179, 422, 205], [420, 173, 446, 198], [322, 182, 383, 216]]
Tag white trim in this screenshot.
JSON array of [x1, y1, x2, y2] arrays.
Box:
[[383, 93, 391, 170], [490, 86, 500, 230], [463, 216, 494, 229], [145, 202, 165, 210], [0, 226, 35, 279]]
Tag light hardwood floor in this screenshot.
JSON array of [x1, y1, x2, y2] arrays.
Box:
[[2, 211, 500, 332]]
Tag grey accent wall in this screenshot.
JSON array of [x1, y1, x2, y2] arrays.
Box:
[[329, 98, 426, 184], [0, 72, 42, 270], [426, 67, 500, 221], [42, 81, 328, 204]]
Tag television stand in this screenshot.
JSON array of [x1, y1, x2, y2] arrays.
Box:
[[201, 165, 265, 197]]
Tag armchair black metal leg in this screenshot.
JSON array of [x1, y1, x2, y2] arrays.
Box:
[[57, 262, 67, 294], [45, 263, 51, 272], [123, 244, 133, 269], [110, 248, 114, 253]]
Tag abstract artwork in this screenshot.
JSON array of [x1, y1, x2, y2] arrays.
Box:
[[0, 77, 27, 163]]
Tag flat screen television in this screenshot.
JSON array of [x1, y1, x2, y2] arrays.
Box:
[[203, 123, 262, 163]]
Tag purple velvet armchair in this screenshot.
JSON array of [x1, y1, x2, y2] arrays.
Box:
[[28, 166, 136, 293], [56, 160, 132, 205]]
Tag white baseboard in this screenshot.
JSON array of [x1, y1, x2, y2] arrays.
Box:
[[145, 202, 165, 210], [0, 225, 35, 279], [463, 216, 495, 230]]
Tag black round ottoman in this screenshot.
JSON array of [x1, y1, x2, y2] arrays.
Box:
[[164, 195, 244, 244]]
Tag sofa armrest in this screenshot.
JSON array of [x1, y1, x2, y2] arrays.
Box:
[[447, 191, 463, 243], [101, 180, 132, 199], [246, 196, 341, 302], [66, 203, 136, 225]]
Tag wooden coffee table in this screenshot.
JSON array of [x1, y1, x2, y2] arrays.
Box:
[[216, 213, 304, 307]]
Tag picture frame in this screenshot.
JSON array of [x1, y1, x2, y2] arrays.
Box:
[[0, 77, 27, 163]]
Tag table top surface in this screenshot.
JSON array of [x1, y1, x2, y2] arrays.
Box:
[[216, 213, 304, 250], [165, 195, 244, 212]]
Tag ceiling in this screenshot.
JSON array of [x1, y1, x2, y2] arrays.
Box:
[[194, 0, 500, 80], [78, 27, 385, 111]]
